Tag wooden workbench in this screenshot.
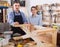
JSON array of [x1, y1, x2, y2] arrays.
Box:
[[13, 24, 57, 47]]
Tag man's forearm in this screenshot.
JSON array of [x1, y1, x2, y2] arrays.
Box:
[[13, 34, 30, 40], [21, 34, 30, 39]]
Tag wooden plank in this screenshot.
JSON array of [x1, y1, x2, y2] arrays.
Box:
[[53, 10, 60, 12], [52, 30, 57, 47], [56, 3, 60, 6], [3, 9, 6, 23]]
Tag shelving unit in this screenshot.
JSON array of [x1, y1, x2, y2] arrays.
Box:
[[42, 4, 52, 26], [0, 1, 9, 23], [41, 3, 60, 26], [0, 6, 8, 23]]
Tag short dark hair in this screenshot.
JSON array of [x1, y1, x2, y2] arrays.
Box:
[[13, 1, 20, 5], [31, 6, 37, 11]]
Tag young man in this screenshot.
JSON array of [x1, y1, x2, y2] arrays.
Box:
[[7, 1, 27, 36], [28, 6, 43, 26]]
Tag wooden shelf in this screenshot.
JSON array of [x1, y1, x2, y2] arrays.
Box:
[[43, 10, 49, 12], [53, 10, 60, 12], [56, 3, 60, 6], [43, 14, 50, 16], [0, 6, 8, 9]]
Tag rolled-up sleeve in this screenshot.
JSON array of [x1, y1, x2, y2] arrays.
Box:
[[7, 12, 14, 26]]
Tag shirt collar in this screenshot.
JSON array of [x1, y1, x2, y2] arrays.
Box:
[[13, 10, 21, 15], [13, 10, 20, 13], [31, 14, 38, 18]]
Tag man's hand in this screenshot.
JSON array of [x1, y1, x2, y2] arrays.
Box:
[[13, 36, 22, 40], [23, 24, 31, 27], [23, 24, 35, 31], [14, 22, 19, 25]]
